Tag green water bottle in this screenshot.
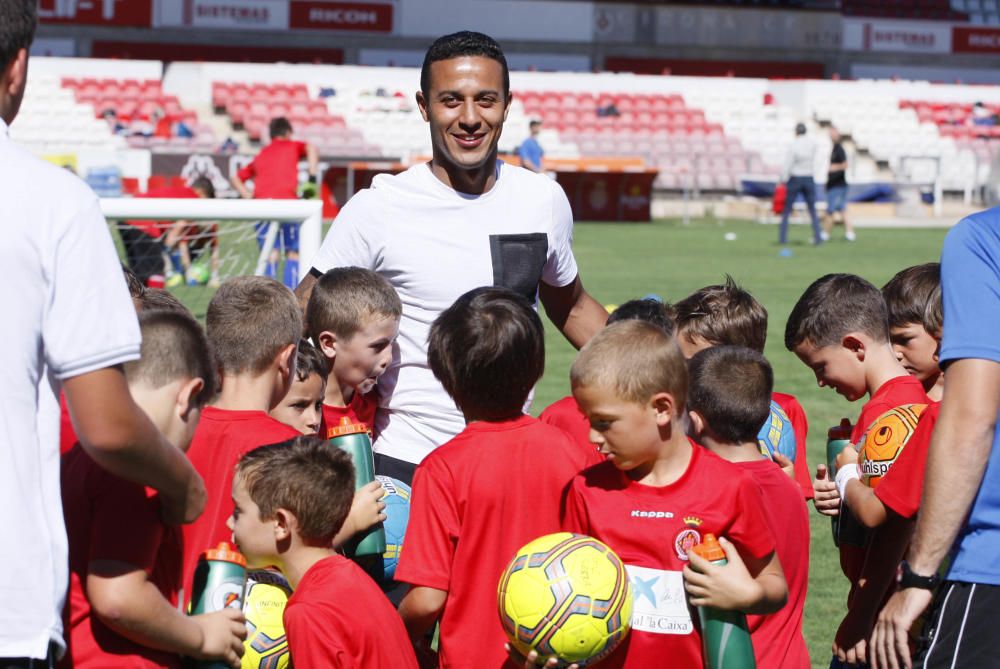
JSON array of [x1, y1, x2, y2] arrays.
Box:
[[189, 542, 247, 668], [328, 417, 386, 557], [691, 534, 756, 669], [826, 419, 853, 546]]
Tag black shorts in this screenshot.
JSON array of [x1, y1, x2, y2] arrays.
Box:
[[373, 453, 417, 487], [916, 580, 1000, 668]]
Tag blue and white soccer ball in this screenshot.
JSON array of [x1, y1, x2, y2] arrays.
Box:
[[758, 400, 797, 461], [375, 475, 411, 581]]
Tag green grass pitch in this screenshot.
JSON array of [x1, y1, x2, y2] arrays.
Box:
[[167, 216, 949, 667]]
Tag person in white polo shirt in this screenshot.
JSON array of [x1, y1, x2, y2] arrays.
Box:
[[295, 32, 608, 483], [0, 3, 205, 664]]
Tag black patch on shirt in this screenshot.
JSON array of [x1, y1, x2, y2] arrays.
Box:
[[489, 233, 548, 302]]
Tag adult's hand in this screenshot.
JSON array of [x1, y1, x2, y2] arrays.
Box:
[[870, 587, 934, 669]]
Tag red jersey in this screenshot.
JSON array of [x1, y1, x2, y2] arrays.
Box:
[[321, 391, 378, 437], [126, 186, 200, 239], [181, 407, 300, 605], [237, 139, 307, 199], [562, 443, 776, 669], [539, 395, 592, 449], [874, 402, 941, 520], [60, 444, 182, 669], [841, 375, 929, 588], [396, 415, 599, 669], [283, 555, 417, 669], [772, 391, 813, 499], [739, 459, 811, 669]]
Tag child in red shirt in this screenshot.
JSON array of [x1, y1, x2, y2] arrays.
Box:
[[228, 437, 417, 668], [62, 311, 245, 668], [882, 263, 944, 401], [540, 297, 675, 456], [687, 346, 810, 669], [674, 276, 814, 499], [305, 267, 401, 448], [396, 287, 601, 669], [181, 277, 304, 606], [785, 273, 930, 665], [563, 321, 787, 669], [231, 116, 319, 288]]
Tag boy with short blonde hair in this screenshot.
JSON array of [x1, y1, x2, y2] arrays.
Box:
[[63, 311, 246, 668], [181, 276, 304, 605], [228, 437, 416, 667], [564, 321, 787, 668]]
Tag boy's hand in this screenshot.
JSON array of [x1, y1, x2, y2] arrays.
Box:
[[504, 643, 579, 669], [774, 453, 796, 480], [683, 536, 762, 611], [192, 608, 246, 668], [837, 445, 860, 469], [813, 464, 841, 516], [348, 480, 388, 535]]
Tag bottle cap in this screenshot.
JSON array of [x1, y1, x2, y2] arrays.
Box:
[[691, 533, 726, 561], [828, 418, 853, 440], [202, 542, 246, 566], [327, 416, 369, 438]]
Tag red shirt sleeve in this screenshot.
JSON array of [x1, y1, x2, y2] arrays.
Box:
[[726, 474, 777, 562], [296, 141, 308, 158], [284, 602, 351, 668], [236, 159, 256, 182], [394, 457, 460, 591], [560, 476, 590, 535], [874, 403, 940, 519], [89, 467, 164, 571], [774, 393, 813, 499]]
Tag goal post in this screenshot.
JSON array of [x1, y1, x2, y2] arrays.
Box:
[[100, 198, 324, 278]]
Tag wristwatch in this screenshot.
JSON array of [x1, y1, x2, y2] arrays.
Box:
[[898, 560, 940, 591]]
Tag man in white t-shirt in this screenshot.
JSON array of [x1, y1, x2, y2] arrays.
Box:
[[0, 3, 205, 662], [295, 31, 607, 481]]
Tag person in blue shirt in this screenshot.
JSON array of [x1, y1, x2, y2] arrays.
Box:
[[871, 210, 1000, 669], [518, 120, 544, 173]]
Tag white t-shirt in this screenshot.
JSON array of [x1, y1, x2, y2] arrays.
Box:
[[0, 119, 141, 658], [311, 161, 579, 464]]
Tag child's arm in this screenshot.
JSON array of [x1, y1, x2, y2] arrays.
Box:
[[331, 480, 386, 548], [87, 561, 246, 666], [682, 537, 788, 615], [398, 585, 447, 642], [842, 478, 889, 528], [813, 464, 841, 516]]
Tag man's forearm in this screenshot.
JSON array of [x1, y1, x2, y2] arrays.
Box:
[[539, 277, 608, 350], [908, 359, 1000, 574]]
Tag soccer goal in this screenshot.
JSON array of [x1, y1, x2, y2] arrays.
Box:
[[100, 198, 323, 287]]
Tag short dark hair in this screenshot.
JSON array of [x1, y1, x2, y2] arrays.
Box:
[[688, 346, 773, 445], [121, 264, 145, 301], [207, 276, 302, 375], [0, 0, 36, 73], [784, 273, 889, 350], [607, 298, 676, 336], [295, 339, 328, 383], [420, 31, 510, 100], [306, 267, 401, 343], [882, 263, 941, 331], [125, 310, 216, 409], [428, 287, 543, 421], [139, 288, 192, 315], [269, 117, 293, 139], [190, 176, 215, 199], [674, 276, 767, 353], [237, 437, 355, 545]]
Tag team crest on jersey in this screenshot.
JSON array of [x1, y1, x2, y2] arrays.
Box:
[[675, 517, 703, 560]]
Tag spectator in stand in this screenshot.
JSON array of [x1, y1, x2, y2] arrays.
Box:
[[231, 116, 319, 290], [518, 120, 544, 173], [0, 2, 205, 663], [779, 123, 822, 247], [822, 127, 855, 242], [972, 101, 996, 127]]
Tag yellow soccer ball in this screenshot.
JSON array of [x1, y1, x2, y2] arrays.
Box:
[[858, 404, 927, 488], [498, 533, 632, 667], [242, 570, 292, 669]]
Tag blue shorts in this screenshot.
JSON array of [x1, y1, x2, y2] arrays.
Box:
[[255, 221, 299, 253], [826, 186, 848, 213]]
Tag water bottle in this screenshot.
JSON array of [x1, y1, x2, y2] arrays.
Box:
[[690, 534, 756, 669], [189, 542, 247, 668], [826, 419, 853, 545], [328, 417, 386, 557]]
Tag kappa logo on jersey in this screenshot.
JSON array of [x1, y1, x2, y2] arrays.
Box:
[[674, 516, 703, 560], [630, 509, 675, 519]]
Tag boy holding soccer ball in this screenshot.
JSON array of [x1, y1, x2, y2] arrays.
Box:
[[228, 437, 416, 667], [396, 287, 601, 668], [563, 320, 787, 668]]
